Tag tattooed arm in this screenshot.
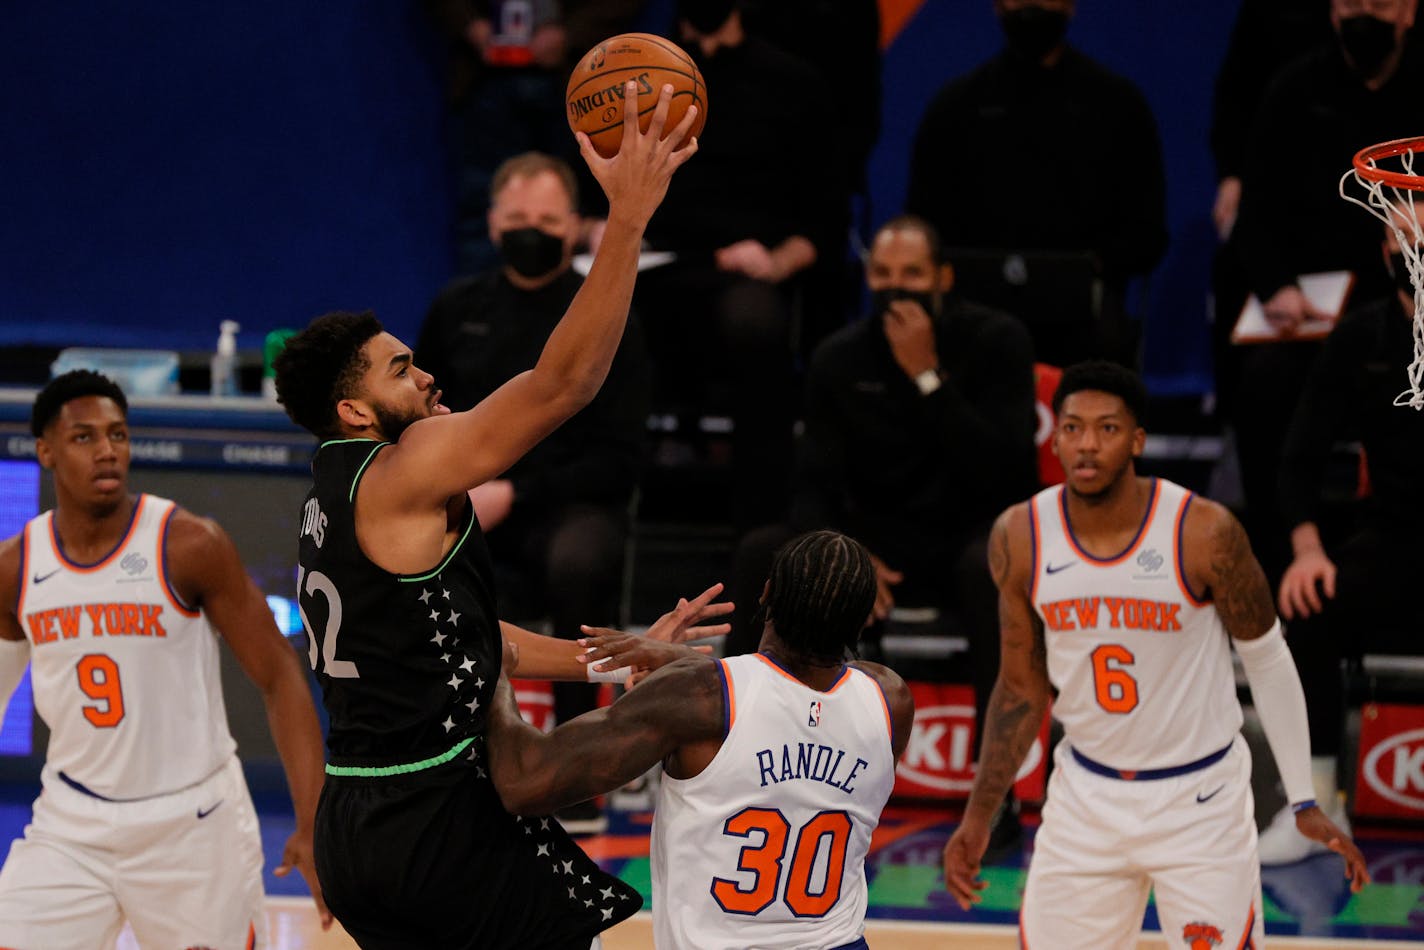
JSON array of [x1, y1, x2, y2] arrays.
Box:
[[485, 654, 724, 815], [1184, 497, 1369, 891], [943, 503, 1051, 909], [1182, 496, 1275, 641]]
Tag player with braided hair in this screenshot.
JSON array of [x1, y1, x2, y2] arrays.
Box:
[[488, 529, 914, 950]]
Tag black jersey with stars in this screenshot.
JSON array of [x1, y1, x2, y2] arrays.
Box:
[[299, 439, 501, 764]]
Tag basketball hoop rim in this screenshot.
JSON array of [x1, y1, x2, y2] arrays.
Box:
[[1353, 136, 1424, 191]]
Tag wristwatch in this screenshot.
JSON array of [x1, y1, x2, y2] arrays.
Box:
[[914, 368, 943, 396]]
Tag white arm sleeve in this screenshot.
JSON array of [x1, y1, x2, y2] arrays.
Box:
[[1234, 620, 1315, 807], [0, 637, 30, 732]]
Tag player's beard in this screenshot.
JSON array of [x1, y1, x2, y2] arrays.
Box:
[[373, 400, 423, 443]]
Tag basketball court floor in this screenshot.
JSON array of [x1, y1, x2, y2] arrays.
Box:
[[4, 783, 1419, 948]]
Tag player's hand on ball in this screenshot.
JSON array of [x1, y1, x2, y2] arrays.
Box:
[[1295, 805, 1370, 893], [943, 821, 991, 910], [577, 81, 699, 226]]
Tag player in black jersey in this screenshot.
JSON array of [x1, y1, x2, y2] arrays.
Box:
[[273, 85, 710, 949]]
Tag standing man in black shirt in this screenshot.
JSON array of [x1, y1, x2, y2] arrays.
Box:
[[906, 0, 1167, 368], [416, 151, 649, 835], [631, 0, 835, 529], [1263, 219, 1424, 864], [272, 90, 711, 949]]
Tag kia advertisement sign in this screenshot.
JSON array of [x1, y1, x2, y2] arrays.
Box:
[[893, 682, 1049, 803], [1355, 703, 1424, 819]]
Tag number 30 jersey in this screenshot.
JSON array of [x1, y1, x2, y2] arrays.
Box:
[[1029, 477, 1241, 771], [16, 494, 234, 800], [651, 653, 897, 950]]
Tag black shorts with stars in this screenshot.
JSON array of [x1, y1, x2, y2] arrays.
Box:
[[314, 742, 642, 950]]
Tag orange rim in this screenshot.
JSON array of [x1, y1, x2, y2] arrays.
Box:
[[1353, 136, 1424, 192]]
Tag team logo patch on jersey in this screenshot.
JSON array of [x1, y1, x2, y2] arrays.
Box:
[[808, 700, 822, 727], [1182, 921, 1223, 948], [1134, 548, 1165, 579], [120, 551, 148, 576]]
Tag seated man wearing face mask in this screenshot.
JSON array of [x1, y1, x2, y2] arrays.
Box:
[[729, 216, 1038, 850], [415, 151, 650, 835]]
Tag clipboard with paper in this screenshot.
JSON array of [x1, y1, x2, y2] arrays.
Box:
[[1231, 271, 1354, 343]]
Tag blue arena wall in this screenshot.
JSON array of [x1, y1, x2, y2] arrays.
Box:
[[2, 1, 1236, 395]]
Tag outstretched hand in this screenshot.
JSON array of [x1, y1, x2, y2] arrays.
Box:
[[1295, 806, 1371, 893], [275, 829, 333, 930], [643, 582, 735, 644], [577, 81, 699, 226]]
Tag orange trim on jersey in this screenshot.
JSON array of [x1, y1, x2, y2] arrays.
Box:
[[1172, 491, 1210, 607], [752, 653, 852, 694], [156, 503, 201, 618], [1028, 495, 1042, 604], [1235, 905, 1256, 950], [1019, 906, 1031, 949], [719, 658, 737, 734], [48, 494, 146, 574], [871, 672, 894, 747], [247, 921, 256, 950], [1060, 478, 1161, 566]]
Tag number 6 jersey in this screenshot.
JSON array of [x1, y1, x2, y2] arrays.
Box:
[[651, 653, 897, 950], [16, 494, 234, 800], [1029, 477, 1241, 771]]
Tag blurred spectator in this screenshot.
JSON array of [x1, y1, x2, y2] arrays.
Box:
[[741, 0, 884, 350], [1265, 217, 1424, 864], [415, 152, 649, 835], [632, 0, 834, 529], [1227, 0, 1422, 583], [1208, 0, 1331, 429], [1210, 0, 1333, 244], [906, 0, 1167, 368], [729, 216, 1037, 844], [423, 0, 644, 273]]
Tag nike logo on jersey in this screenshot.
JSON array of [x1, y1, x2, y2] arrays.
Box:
[[31, 568, 61, 585], [1196, 785, 1225, 803], [1045, 561, 1076, 574], [197, 800, 224, 819]]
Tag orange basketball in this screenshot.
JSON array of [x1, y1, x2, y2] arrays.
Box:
[[566, 33, 707, 159]]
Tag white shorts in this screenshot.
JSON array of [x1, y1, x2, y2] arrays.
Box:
[[0, 754, 268, 950], [1021, 733, 1265, 950]]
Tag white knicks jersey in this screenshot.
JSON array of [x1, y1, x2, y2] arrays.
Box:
[[651, 653, 896, 950], [1029, 478, 1241, 770], [16, 495, 234, 799]]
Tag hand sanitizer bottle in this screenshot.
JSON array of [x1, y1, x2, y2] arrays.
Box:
[[210, 320, 241, 397]]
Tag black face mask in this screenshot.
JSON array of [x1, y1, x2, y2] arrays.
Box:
[[498, 227, 565, 280], [872, 287, 938, 320], [1000, 7, 1070, 63], [1338, 15, 1397, 79], [1389, 250, 1416, 301]]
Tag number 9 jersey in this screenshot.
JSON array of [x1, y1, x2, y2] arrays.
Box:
[[16, 494, 234, 800], [650, 653, 897, 950]]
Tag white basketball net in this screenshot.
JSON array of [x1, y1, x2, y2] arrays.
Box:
[[1339, 142, 1424, 409]]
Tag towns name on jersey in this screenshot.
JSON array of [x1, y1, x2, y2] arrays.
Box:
[[1038, 596, 1184, 633], [25, 603, 169, 645], [757, 742, 871, 796]]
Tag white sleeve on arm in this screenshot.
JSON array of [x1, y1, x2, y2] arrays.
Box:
[[0, 638, 30, 731], [1234, 620, 1315, 808]]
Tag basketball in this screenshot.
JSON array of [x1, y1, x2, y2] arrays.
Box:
[[566, 33, 707, 159]]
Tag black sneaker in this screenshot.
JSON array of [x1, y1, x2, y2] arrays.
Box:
[[555, 800, 608, 837]]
